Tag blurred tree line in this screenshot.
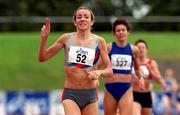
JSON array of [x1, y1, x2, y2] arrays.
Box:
[[0, 0, 180, 31]]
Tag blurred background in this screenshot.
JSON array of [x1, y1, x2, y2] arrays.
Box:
[[0, 0, 180, 115]]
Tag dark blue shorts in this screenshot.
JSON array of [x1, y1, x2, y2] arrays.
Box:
[[105, 82, 131, 102]]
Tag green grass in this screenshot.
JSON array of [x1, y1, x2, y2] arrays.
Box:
[[0, 32, 180, 90]]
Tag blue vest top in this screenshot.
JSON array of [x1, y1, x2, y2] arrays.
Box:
[[109, 42, 134, 74]]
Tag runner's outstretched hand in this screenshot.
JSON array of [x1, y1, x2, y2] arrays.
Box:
[[41, 18, 51, 39]]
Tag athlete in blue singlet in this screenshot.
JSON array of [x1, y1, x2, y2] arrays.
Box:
[[102, 19, 144, 115]]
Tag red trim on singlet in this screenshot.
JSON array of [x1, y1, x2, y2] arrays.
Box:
[[147, 60, 153, 79], [76, 63, 84, 68], [140, 59, 153, 79]]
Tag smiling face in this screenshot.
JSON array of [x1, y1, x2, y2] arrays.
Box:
[[73, 8, 94, 31]]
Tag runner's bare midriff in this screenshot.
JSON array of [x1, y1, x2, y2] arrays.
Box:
[[133, 78, 151, 92], [64, 66, 98, 89], [105, 73, 132, 83]]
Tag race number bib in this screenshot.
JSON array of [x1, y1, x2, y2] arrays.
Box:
[[139, 65, 150, 78], [111, 54, 132, 70], [68, 46, 95, 66]]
